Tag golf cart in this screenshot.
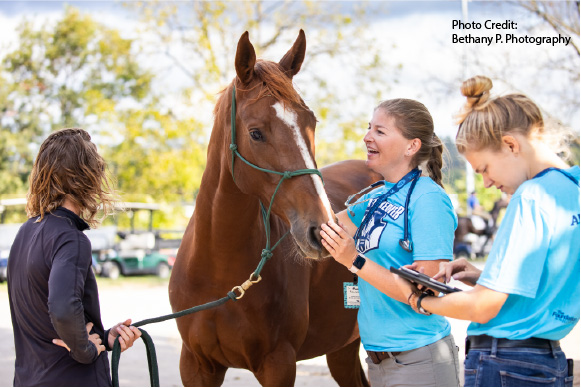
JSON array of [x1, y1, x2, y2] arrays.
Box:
[[0, 224, 22, 283], [84, 202, 179, 279]]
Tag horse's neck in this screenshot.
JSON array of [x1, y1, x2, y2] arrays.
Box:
[[198, 162, 262, 232], [191, 141, 267, 272]]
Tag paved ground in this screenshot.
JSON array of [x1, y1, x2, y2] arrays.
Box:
[[0, 271, 578, 387]]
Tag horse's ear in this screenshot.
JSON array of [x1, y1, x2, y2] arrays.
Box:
[[279, 29, 306, 79], [235, 31, 256, 85]]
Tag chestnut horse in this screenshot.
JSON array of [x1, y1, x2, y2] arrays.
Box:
[[169, 30, 380, 386]]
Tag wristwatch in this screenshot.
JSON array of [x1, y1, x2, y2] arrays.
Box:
[[348, 255, 367, 274], [416, 292, 433, 316], [409, 290, 433, 316]]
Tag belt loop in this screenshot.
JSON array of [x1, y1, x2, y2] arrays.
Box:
[[549, 341, 557, 358], [491, 337, 498, 357]]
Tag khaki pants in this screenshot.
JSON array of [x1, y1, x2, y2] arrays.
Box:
[[366, 335, 461, 387]]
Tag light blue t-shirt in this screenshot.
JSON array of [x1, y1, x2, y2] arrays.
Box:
[[348, 176, 457, 352], [468, 166, 580, 340]]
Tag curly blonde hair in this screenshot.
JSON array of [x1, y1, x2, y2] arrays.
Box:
[[455, 75, 572, 158], [26, 128, 118, 228]]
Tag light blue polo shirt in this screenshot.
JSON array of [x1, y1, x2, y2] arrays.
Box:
[[468, 166, 580, 340], [348, 176, 457, 352]]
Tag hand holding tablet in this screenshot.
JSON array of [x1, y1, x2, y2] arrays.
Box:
[[390, 266, 462, 294]]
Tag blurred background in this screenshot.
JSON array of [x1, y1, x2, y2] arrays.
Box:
[[0, 1, 579, 274]]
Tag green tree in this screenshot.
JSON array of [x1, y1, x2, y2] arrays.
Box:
[[105, 106, 207, 203], [0, 6, 211, 229], [0, 6, 153, 196]]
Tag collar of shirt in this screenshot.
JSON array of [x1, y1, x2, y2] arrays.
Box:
[[53, 207, 90, 231]]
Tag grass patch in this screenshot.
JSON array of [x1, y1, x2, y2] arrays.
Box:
[[96, 274, 170, 289], [0, 274, 170, 292]]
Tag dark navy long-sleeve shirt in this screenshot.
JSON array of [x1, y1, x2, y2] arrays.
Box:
[[8, 207, 111, 386]]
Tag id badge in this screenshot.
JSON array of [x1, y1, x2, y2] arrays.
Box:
[[343, 282, 360, 309]]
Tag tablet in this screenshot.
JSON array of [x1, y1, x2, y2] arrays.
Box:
[[390, 266, 462, 294]]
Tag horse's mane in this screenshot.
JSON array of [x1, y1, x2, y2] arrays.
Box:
[[213, 59, 307, 125]]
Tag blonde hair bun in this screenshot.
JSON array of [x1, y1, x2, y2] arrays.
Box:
[[455, 75, 493, 125], [455, 75, 550, 155], [461, 75, 493, 110]]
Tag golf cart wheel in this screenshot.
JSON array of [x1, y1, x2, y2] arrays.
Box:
[[103, 262, 121, 280], [155, 262, 170, 278]]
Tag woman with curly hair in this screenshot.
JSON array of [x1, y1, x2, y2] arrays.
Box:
[[395, 76, 579, 387], [8, 128, 141, 386]]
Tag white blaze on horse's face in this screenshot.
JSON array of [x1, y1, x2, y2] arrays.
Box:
[[273, 102, 334, 222]]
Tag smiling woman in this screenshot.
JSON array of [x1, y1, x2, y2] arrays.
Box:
[[320, 98, 461, 387]]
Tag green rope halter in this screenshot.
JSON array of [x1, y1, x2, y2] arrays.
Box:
[[229, 84, 323, 273]]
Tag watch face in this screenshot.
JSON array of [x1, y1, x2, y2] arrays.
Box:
[[353, 255, 366, 270]]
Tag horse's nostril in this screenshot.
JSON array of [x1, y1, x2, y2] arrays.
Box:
[[309, 225, 322, 249]]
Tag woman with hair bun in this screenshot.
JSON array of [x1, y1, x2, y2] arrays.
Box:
[[396, 76, 579, 387], [8, 128, 142, 386], [320, 99, 461, 386]]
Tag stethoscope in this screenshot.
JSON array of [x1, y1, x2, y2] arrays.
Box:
[[346, 168, 421, 253]]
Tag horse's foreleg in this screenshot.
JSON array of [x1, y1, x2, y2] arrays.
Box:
[[253, 343, 297, 387], [179, 345, 227, 387], [326, 338, 370, 387]]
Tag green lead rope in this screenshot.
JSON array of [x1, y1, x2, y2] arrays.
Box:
[[111, 293, 237, 387], [111, 84, 324, 387]]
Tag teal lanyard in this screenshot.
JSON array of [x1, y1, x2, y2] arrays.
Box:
[[352, 168, 421, 253]]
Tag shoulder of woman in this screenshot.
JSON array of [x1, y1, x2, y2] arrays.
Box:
[[414, 176, 448, 196], [410, 179, 454, 209], [517, 169, 575, 199], [51, 224, 91, 248]]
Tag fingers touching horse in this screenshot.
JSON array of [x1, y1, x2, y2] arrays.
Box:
[[169, 30, 380, 386]]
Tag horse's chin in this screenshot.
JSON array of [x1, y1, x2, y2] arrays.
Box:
[[292, 241, 331, 261], [303, 254, 332, 261]]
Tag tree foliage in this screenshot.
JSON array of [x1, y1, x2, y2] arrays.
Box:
[[0, 6, 208, 219], [126, 0, 398, 164], [0, 6, 153, 195], [104, 106, 207, 205]]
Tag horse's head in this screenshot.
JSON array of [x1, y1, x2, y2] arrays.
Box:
[[220, 30, 334, 260]]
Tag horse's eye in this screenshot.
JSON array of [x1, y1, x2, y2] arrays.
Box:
[[249, 129, 264, 141]]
